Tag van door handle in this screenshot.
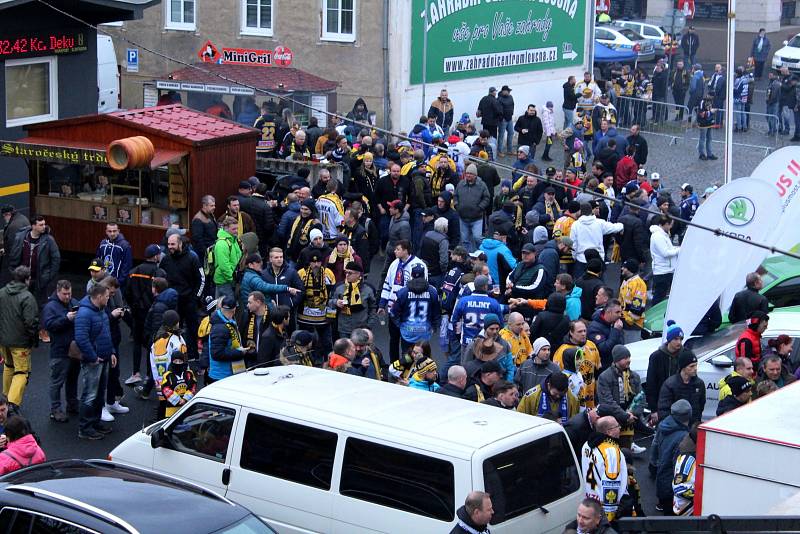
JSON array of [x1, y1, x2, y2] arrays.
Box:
[[222, 468, 231, 485]]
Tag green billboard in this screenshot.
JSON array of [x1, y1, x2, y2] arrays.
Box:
[[410, 0, 587, 85]]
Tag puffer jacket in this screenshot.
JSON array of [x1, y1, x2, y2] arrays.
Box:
[[0, 434, 46, 475], [208, 310, 244, 381], [529, 293, 570, 349], [479, 238, 517, 287], [144, 288, 179, 344], [74, 295, 115, 363], [0, 281, 38, 348], [41, 293, 79, 359], [386, 211, 411, 254], [652, 415, 689, 500], [239, 268, 287, 310], [587, 308, 625, 369]]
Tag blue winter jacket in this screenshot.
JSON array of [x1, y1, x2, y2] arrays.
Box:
[[679, 193, 699, 221], [512, 156, 533, 181], [41, 293, 79, 359], [409, 377, 441, 392], [565, 286, 583, 321], [208, 310, 244, 381], [537, 240, 561, 292], [74, 295, 115, 363], [653, 415, 689, 500], [277, 201, 300, 242], [239, 268, 288, 310], [144, 288, 179, 343], [479, 238, 517, 287], [689, 70, 705, 98]]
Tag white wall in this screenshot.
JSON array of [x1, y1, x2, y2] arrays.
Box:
[[388, 1, 592, 133]]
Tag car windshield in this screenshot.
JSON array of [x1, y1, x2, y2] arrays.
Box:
[[618, 28, 643, 40], [684, 324, 742, 355], [761, 268, 778, 288], [215, 515, 278, 534], [789, 35, 800, 48]]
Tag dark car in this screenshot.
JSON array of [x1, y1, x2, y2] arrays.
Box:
[[0, 459, 277, 534]]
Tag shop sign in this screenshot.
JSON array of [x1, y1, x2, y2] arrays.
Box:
[[410, 0, 586, 84], [198, 40, 293, 67], [595, 0, 611, 14], [0, 141, 107, 165], [0, 28, 87, 59]]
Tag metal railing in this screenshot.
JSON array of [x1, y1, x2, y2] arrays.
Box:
[[613, 95, 690, 146]]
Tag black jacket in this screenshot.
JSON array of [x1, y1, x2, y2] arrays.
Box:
[[238, 193, 275, 248], [9, 227, 61, 287], [562, 81, 578, 110], [716, 394, 746, 416], [657, 373, 706, 423], [449, 505, 490, 534], [645, 345, 685, 412], [437, 382, 471, 400], [342, 222, 370, 269], [160, 248, 202, 300], [190, 211, 218, 260], [577, 274, 604, 320], [514, 113, 543, 147], [626, 133, 649, 165], [597, 147, 620, 176], [144, 288, 178, 344], [727, 287, 769, 324], [563, 410, 593, 457], [497, 94, 515, 121], [477, 94, 503, 127], [375, 175, 410, 212], [529, 293, 571, 349], [125, 261, 166, 314], [257, 324, 286, 366], [262, 264, 304, 310], [652, 69, 669, 99], [2, 212, 29, 256], [619, 213, 648, 263]]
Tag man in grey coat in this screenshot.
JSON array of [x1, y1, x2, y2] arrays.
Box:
[[329, 261, 377, 339], [454, 164, 490, 252], [596, 345, 644, 451]]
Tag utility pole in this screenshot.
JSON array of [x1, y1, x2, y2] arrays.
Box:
[[422, 5, 428, 116], [724, 0, 736, 184]]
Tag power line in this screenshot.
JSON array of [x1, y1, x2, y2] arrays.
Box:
[[34, 0, 800, 261]]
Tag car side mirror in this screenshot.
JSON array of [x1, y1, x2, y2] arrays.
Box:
[[768, 302, 775, 311], [151, 427, 168, 449], [784, 40, 789, 46], [711, 355, 734, 368]]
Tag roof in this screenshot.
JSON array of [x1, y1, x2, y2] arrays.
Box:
[[167, 62, 339, 93], [198, 366, 555, 457], [0, 460, 249, 532], [0, 0, 157, 16], [700, 380, 800, 447], [109, 104, 255, 143]]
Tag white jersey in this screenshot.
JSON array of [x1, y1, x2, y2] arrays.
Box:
[[563, 370, 586, 412], [581, 437, 629, 521], [316, 197, 344, 239], [150, 332, 187, 394]]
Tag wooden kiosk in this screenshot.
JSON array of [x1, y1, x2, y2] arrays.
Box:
[[0, 104, 258, 256]]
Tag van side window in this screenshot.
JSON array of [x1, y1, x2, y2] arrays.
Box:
[[240, 413, 338, 490], [482, 432, 580, 524], [339, 437, 455, 522], [169, 403, 236, 462]]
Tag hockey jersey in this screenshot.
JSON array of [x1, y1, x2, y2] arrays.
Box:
[[316, 193, 345, 239], [581, 435, 629, 521], [450, 293, 506, 346]]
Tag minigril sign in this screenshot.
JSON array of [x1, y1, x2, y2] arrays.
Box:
[[198, 40, 293, 68]]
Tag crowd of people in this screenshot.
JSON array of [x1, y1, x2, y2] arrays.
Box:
[[0, 67, 795, 530]]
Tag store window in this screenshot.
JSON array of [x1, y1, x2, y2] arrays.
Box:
[[241, 0, 273, 36], [166, 0, 196, 31], [5, 57, 58, 128], [322, 0, 356, 42]]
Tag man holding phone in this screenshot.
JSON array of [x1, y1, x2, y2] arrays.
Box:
[[41, 280, 80, 423]]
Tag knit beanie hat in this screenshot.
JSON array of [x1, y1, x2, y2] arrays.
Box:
[[309, 228, 324, 241], [501, 179, 512, 190], [466, 163, 478, 175], [439, 191, 453, 203], [483, 313, 501, 330], [622, 258, 639, 274], [728, 375, 752, 397], [665, 320, 684, 343], [678, 350, 697, 372], [532, 337, 550, 358], [612, 344, 631, 362], [301, 198, 316, 211], [525, 210, 540, 226], [671, 399, 692, 425]]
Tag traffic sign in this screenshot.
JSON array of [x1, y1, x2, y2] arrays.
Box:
[[126, 48, 138, 73]]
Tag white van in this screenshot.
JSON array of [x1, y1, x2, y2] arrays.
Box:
[[97, 34, 120, 113], [110, 366, 583, 533]]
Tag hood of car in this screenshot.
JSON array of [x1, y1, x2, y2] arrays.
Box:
[[775, 44, 800, 60]]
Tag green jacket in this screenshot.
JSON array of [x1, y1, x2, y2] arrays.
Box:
[[212, 228, 242, 285], [0, 281, 39, 348]]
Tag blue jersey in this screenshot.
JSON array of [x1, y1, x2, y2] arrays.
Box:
[[450, 293, 506, 346], [390, 285, 441, 343]]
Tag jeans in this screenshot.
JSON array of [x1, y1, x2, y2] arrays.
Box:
[[410, 208, 423, 253], [131, 309, 146, 375], [1, 347, 31, 406], [79, 359, 108, 434], [673, 91, 686, 118], [388, 319, 402, 363], [178, 296, 199, 359], [652, 273, 674, 305], [767, 102, 779, 134], [439, 332, 463, 383], [215, 282, 235, 300], [379, 213, 391, 249], [734, 101, 746, 130], [459, 218, 483, 253], [697, 128, 713, 157], [573, 261, 587, 281], [781, 105, 792, 133], [49, 357, 79, 412], [562, 109, 574, 129], [794, 109, 800, 138], [498, 119, 515, 153]]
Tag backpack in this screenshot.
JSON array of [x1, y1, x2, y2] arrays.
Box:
[[204, 237, 234, 280]]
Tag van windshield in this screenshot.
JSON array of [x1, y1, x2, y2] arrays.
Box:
[[482, 431, 580, 524]]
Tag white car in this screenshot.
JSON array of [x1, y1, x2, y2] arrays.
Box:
[[626, 309, 800, 420], [772, 34, 800, 72], [595, 25, 656, 63], [614, 20, 666, 57]]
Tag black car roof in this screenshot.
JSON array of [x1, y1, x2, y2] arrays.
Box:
[[0, 460, 248, 533]]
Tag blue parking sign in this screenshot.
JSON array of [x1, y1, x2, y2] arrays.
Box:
[[126, 48, 138, 73]]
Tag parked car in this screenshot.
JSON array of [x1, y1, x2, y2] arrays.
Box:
[[110, 365, 582, 534], [627, 306, 800, 420], [772, 33, 800, 73], [595, 25, 655, 63], [614, 20, 667, 57], [642, 255, 800, 338], [0, 459, 277, 533]]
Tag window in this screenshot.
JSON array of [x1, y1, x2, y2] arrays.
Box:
[[322, 0, 356, 42], [482, 432, 580, 524], [241, 0, 273, 36], [166, 0, 196, 30], [339, 438, 455, 521], [595, 29, 613, 41], [0, 507, 97, 533], [239, 413, 337, 490], [167, 403, 235, 462], [5, 57, 57, 128], [763, 276, 800, 309], [643, 27, 660, 38]]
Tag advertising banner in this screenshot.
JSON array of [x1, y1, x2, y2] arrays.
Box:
[[750, 146, 800, 251], [664, 177, 781, 340], [410, 0, 586, 85]]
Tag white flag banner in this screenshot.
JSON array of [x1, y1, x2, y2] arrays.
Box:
[[664, 177, 782, 341], [750, 146, 800, 251]]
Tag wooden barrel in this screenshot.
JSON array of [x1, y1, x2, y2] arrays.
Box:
[[106, 136, 155, 170]]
